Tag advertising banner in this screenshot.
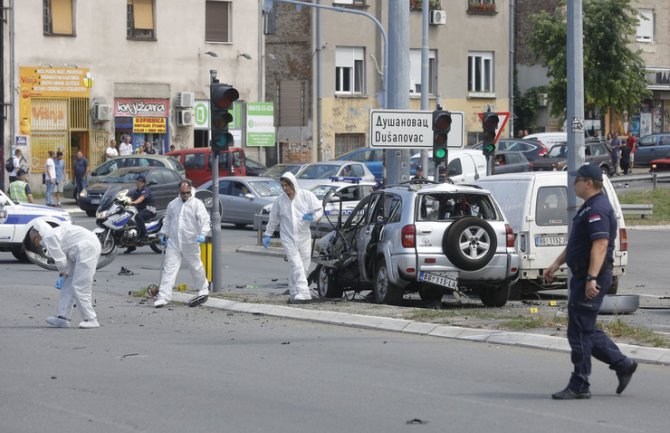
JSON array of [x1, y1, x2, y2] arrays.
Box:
[[246, 102, 275, 147]]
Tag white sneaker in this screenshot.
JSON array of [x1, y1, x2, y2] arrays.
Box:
[[154, 298, 169, 308], [46, 316, 70, 328], [79, 319, 100, 329]]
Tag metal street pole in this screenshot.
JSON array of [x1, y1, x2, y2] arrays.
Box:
[[566, 0, 585, 227], [420, 0, 431, 179], [385, 0, 410, 185], [209, 70, 224, 293]]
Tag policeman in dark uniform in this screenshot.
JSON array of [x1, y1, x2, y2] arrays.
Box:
[[412, 165, 426, 180], [124, 174, 156, 254], [545, 164, 637, 399]]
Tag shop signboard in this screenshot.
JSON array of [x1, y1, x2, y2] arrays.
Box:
[[246, 102, 275, 147], [114, 98, 169, 118], [134, 117, 167, 133], [193, 100, 210, 130]]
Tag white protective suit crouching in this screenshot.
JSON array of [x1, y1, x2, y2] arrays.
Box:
[[157, 194, 211, 302], [264, 172, 323, 301], [34, 220, 101, 321]]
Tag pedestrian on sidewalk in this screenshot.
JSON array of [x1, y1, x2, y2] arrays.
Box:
[[28, 220, 101, 329], [263, 172, 323, 303], [45, 151, 56, 206], [545, 164, 637, 400], [105, 139, 119, 161], [119, 134, 133, 156], [153, 179, 210, 308], [54, 151, 65, 206], [73, 151, 89, 201]]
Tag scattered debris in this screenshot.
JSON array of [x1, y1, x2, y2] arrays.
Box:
[[406, 418, 427, 425], [118, 266, 135, 276]]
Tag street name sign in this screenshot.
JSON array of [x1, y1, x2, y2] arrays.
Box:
[[370, 109, 464, 149]]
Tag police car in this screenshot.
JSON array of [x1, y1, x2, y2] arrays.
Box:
[[309, 177, 377, 219], [0, 189, 71, 261]]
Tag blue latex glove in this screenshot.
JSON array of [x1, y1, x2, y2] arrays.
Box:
[[302, 212, 314, 222], [159, 235, 168, 246], [55, 275, 65, 290], [197, 234, 206, 244], [262, 235, 271, 248]]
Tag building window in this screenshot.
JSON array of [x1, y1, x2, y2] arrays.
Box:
[[336, 47, 365, 95], [409, 49, 437, 95], [468, 51, 494, 95], [43, 0, 74, 36], [334, 0, 366, 5], [127, 0, 155, 40], [335, 133, 366, 156], [206, 1, 231, 43], [636, 9, 654, 42]]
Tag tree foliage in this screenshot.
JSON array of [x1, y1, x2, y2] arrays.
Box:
[[527, 0, 650, 119]]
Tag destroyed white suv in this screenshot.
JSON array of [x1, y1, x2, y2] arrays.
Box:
[[313, 181, 520, 307]]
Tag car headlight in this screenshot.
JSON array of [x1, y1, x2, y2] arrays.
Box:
[[79, 189, 88, 198], [96, 210, 109, 219]]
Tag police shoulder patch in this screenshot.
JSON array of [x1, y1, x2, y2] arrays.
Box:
[[588, 214, 601, 223]]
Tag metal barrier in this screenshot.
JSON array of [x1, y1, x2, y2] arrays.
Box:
[[610, 171, 670, 189], [253, 213, 270, 246], [621, 203, 654, 218]]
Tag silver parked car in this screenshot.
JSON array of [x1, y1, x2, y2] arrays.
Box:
[[312, 181, 520, 307], [197, 176, 282, 228]]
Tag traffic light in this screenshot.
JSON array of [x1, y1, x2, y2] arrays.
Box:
[[210, 83, 239, 153], [482, 112, 500, 156], [432, 108, 452, 163]]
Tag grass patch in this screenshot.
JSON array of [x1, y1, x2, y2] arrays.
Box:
[[498, 315, 566, 330], [602, 318, 670, 348], [617, 188, 670, 225]]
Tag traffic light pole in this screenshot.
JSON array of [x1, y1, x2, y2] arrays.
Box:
[[209, 71, 224, 293]]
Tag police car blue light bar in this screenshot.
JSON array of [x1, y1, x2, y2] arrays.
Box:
[[329, 176, 362, 183]]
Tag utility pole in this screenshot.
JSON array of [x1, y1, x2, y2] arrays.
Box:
[[385, 0, 411, 185], [419, 0, 430, 179]]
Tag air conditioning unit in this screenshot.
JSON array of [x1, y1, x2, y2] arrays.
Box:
[[93, 104, 112, 122], [430, 10, 447, 25], [537, 93, 549, 107], [176, 91, 195, 108], [177, 110, 194, 126]]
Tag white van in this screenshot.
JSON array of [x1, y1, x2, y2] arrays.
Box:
[[410, 149, 487, 184], [474, 171, 627, 294]]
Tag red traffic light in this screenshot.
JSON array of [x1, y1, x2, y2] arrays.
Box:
[[211, 84, 239, 110], [433, 111, 452, 131]]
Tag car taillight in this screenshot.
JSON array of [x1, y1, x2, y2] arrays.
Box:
[[401, 224, 415, 248], [619, 228, 628, 251], [538, 142, 548, 155], [505, 224, 516, 248]]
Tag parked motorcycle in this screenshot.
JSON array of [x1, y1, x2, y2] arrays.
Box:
[[93, 186, 165, 256]]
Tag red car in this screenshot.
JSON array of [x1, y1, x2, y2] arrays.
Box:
[[649, 157, 670, 172]]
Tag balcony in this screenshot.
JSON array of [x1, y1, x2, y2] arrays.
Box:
[[467, 1, 497, 15]]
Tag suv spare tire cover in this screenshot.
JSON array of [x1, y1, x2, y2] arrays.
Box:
[[443, 216, 497, 271]]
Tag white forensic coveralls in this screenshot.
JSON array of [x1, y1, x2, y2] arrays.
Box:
[[35, 220, 101, 321], [157, 194, 211, 302], [264, 172, 323, 301]]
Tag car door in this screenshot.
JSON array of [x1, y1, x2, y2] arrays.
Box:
[[213, 180, 235, 222], [147, 169, 179, 210], [636, 134, 660, 166], [228, 180, 255, 222], [354, 193, 383, 281]]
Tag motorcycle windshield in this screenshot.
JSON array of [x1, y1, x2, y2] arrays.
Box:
[[98, 186, 128, 211]]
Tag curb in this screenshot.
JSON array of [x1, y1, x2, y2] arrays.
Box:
[[172, 292, 670, 366]]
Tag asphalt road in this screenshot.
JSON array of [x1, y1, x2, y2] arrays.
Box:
[[1, 277, 669, 433]]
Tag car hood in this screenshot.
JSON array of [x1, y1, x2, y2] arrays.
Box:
[[15, 203, 71, 221], [86, 181, 136, 192]]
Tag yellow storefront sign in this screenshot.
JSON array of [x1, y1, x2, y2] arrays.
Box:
[[133, 117, 166, 133]]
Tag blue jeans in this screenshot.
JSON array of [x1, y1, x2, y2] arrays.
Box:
[[46, 181, 55, 205]]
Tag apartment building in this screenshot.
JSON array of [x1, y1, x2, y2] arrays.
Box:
[[266, 0, 511, 162], [2, 0, 259, 188]]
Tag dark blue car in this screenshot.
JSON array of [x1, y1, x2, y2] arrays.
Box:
[[336, 147, 384, 180]]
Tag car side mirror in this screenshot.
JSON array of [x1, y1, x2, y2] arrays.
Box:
[[244, 193, 254, 200], [148, 179, 158, 185], [323, 189, 340, 207], [0, 196, 6, 206]]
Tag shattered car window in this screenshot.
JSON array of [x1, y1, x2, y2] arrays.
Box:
[[416, 193, 497, 221]]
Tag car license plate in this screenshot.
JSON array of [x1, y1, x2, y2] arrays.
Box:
[[535, 234, 567, 247], [419, 271, 458, 290], [90, 199, 100, 205]]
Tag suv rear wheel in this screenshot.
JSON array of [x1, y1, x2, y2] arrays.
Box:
[[443, 217, 497, 271], [316, 265, 344, 298], [480, 284, 510, 307], [374, 259, 403, 305]]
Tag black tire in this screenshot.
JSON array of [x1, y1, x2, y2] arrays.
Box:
[[609, 276, 619, 295], [149, 241, 165, 254], [316, 265, 344, 299], [443, 216, 497, 271], [234, 223, 248, 229], [480, 284, 510, 307], [374, 259, 403, 305], [96, 229, 117, 256], [86, 209, 96, 217], [11, 245, 29, 262]]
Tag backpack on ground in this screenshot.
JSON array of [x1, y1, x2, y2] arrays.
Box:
[[5, 157, 14, 172]]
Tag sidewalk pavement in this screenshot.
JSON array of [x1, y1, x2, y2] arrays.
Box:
[[171, 291, 670, 366]]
